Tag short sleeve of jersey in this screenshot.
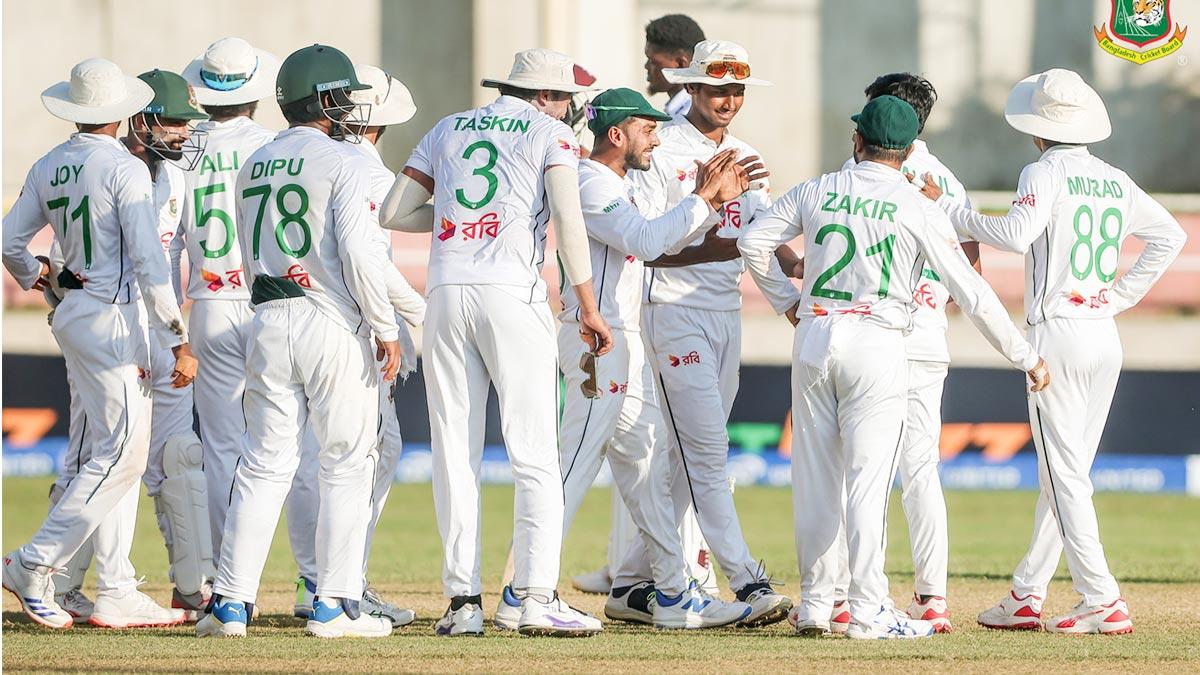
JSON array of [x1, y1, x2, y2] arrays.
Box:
[[406, 121, 439, 176], [543, 120, 581, 170]]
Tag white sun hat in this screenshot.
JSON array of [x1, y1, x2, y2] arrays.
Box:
[[182, 37, 280, 106], [481, 48, 596, 93], [1004, 68, 1111, 144], [662, 39, 772, 87], [41, 58, 154, 124], [350, 64, 416, 127]]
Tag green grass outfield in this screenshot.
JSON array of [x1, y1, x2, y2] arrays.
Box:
[[3, 477, 1199, 672]]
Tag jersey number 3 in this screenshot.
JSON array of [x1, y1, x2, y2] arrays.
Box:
[[455, 140, 499, 210]]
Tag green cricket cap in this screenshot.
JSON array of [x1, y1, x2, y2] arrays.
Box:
[[851, 94, 919, 149], [275, 44, 367, 106], [587, 87, 672, 138], [137, 69, 207, 120]]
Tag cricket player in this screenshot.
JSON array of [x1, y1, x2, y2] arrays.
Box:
[[810, 73, 976, 635], [286, 63, 425, 629], [571, 12, 715, 599], [381, 48, 612, 637], [2, 58, 196, 629], [176, 37, 280, 574], [196, 44, 400, 640], [919, 69, 1186, 635], [492, 88, 756, 630], [626, 39, 792, 626], [740, 94, 1050, 639]]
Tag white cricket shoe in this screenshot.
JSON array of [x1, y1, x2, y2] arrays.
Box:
[[362, 585, 415, 628], [2, 550, 73, 629], [654, 585, 751, 630], [907, 594, 953, 633], [603, 581, 655, 625], [435, 598, 485, 637], [518, 594, 603, 637], [847, 605, 935, 640], [56, 587, 95, 620], [977, 590, 1043, 631], [830, 600, 851, 634], [786, 606, 831, 637], [305, 597, 392, 638], [733, 580, 792, 627], [1044, 598, 1133, 635], [293, 576, 316, 619], [89, 586, 186, 628], [195, 597, 249, 638], [493, 584, 523, 630], [571, 565, 611, 595]]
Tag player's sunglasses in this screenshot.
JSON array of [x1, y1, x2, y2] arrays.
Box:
[[200, 58, 260, 91], [580, 352, 599, 399], [704, 60, 751, 80]]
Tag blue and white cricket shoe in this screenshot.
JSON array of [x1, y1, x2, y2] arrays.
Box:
[[305, 597, 391, 638], [2, 550, 73, 629], [603, 581, 655, 625], [434, 597, 485, 637], [493, 584, 522, 630], [518, 593, 602, 637], [293, 576, 316, 619], [847, 605, 936, 640], [654, 584, 752, 630], [195, 597, 249, 638]]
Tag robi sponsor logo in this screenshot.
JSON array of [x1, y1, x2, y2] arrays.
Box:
[[1013, 193, 1036, 207], [668, 351, 701, 367], [719, 200, 742, 229], [675, 166, 698, 183], [608, 380, 628, 395]]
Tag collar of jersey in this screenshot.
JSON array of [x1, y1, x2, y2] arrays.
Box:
[[676, 116, 735, 150], [1038, 143, 1089, 161], [854, 160, 907, 182], [197, 115, 255, 132], [494, 94, 536, 112], [580, 157, 624, 182], [70, 132, 124, 150]]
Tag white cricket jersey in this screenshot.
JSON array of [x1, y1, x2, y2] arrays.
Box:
[[560, 159, 716, 329], [628, 118, 771, 311], [235, 126, 398, 341], [176, 116, 276, 301], [2, 133, 187, 346], [740, 161, 1039, 371], [938, 145, 1186, 324], [841, 139, 972, 362], [348, 136, 426, 327], [665, 89, 692, 118], [406, 95, 581, 303], [151, 161, 186, 259]]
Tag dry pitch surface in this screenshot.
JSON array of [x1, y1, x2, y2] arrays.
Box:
[[3, 478, 1198, 673]]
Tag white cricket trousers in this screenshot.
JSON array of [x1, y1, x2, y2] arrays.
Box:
[[287, 370, 405, 583], [642, 303, 760, 590], [559, 325, 689, 595], [21, 292, 152, 571], [425, 285, 561, 597], [791, 319, 907, 626], [834, 359, 950, 599], [189, 299, 253, 561], [1011, 317, 1122, 606], [214, 298, 379, 602]]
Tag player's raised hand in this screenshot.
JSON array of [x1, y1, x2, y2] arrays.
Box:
[[914, 171, 944, 201], [376, 337, 401, 382], [170, 343, 199, 388], [579, 309, 614, 357], [1027, 357, 1051, 392], [691, 149, 738, 209], [736, 154, 769, 187]]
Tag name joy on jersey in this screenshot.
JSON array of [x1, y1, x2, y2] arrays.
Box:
[[49, 164, 82, 186]]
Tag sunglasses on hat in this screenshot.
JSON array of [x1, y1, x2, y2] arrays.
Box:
[[584, 104, 641, 121], [200, 57, 260, 92], [704, 60, 751, 80]]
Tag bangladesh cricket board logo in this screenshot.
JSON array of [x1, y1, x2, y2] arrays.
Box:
[[1094, 0, 1187, 64]]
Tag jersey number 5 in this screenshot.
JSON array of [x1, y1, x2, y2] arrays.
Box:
[[454, 140, 499, 210], [193, 183, 235, 259], [46, 195, 92, 269], [242, 183, 312, 260]]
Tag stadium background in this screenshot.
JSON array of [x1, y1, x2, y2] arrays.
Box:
[[4, 0, 1199, 495]]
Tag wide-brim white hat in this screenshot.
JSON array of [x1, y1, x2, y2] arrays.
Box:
[[662, 39, 772, 87], [182, 37, 280, 106], [350, 64, 416, 126], [41, 57, 154, 124], [481, 48, 596, 93], [1004, 69, 1111, 144]]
